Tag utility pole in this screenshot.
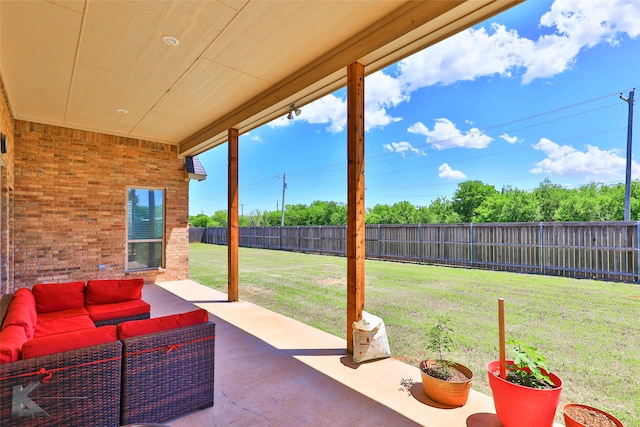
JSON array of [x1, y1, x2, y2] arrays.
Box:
[[278, 174, 287, 226], [621, 89, 635, 221]]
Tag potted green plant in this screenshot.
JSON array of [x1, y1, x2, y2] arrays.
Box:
[[419, 315, 473, 407], [487, 341, 563, 427], [563, 403, 624, 427]]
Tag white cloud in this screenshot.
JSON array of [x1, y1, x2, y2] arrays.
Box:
[[398, 23, 533, 90], [438, 163, 467, 180], [273, 70, 406, 134], [269, 1, 640, 133], [398, 0, 640, 87], [382, 141, 425, 157], [297, 94, 347, 133], [408, 118, 493, 150], [531, 137, 640, 180], [500, 133, 520, 144]]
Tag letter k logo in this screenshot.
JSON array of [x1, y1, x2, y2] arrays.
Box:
[[11, 382, 50, 418]]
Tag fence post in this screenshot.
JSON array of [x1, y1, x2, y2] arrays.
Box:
[[469, 223, 474, 268], [377, 224, 381, 259], [636, 222, 640, 283], [297, 226, 300, 251], [418, 224, 422, 264], [319, 225, 322, 255], [540, 222, 545, 274]]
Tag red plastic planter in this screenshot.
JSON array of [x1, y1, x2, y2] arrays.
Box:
[[563, 403, 624, 427], [487, 360, 563, 427]]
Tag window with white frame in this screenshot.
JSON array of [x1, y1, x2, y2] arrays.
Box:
[[127, 188, 164, 270]]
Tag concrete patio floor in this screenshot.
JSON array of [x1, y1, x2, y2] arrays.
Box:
[[142, 280, 556, 427]]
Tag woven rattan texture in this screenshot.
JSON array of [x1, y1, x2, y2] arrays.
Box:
[[94, 312, 151, 327], [0, 341, 122, 427], [120, 321, 215, 425]]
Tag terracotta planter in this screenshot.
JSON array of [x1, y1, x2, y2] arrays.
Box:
[[563, 403, 624, 427], [420, 359, 473, 407], [487, 360, 562, 427]]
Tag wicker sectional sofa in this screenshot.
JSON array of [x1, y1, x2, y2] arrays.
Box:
[[0, 280, 215, 427]]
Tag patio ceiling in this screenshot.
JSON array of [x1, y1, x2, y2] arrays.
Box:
[[0, 0, 521, 157]]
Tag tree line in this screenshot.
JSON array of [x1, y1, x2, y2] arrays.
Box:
[[189, 179, 640, 227]]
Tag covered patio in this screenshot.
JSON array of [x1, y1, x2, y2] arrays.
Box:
[[146, 280, 507, 427], [0, 2, 539, 425]]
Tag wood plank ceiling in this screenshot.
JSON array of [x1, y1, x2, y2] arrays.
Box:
[[0, 0, 522, 157]]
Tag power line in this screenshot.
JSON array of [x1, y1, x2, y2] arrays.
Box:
[[229, 86, 640, 205]]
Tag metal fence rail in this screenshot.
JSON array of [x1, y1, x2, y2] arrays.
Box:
[[189, 221, 640, 283]]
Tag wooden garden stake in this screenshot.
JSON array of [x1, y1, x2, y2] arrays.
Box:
[[498, 298, 506, 379]]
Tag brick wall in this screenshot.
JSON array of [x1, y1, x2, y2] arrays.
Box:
[[13, 121, 190, 287], [0, 77, 15, 294]]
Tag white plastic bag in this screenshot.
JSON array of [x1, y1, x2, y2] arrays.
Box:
[[352, 311, 391, 363]]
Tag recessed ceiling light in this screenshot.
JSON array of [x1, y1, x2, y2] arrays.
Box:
[[116, 108, 128, 114], [162, 35, 181, 46]]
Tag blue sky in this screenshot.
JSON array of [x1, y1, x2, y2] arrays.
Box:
[[189, 0, 640, 217]]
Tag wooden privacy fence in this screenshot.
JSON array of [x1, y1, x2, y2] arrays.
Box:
[[189, 222, 640, 283]]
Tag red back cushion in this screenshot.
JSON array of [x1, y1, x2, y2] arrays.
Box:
[[32, 281, 86, 314], [2, 288, 37, 339], [0, 325, 28, 363], [117, 308, 209, 339], [22, 326, 117, 359], [86, 278, 144, 305]]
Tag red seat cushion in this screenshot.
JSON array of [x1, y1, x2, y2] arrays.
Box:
[[36, 307, 89, 323], [0, 325, 28, 363], [32, 281, 86, 314], [118, 308, 209, 339], [86, 278, 144, 304], [2, 288, 37, 339], [23, 326, 117, 359], [86, 299, 150, 322], [34, 314, 95, 338]]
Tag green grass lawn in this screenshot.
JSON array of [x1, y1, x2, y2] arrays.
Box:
[[189, 243, 640, 426]]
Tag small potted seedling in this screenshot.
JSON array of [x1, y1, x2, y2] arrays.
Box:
[[419, 315, 473, 407], [487, 299, 563, 427]]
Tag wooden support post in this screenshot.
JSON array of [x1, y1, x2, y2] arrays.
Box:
[[346, 61, 365, 354], [228, 128, 239, 302]]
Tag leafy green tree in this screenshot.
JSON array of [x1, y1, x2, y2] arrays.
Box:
[[189, 213, 212, 227], [533, 178, 564, 222], [261, 209, 282, 226], [421, 197, 461, 223], [283, 203, 310, 225], [475, 187, 540, 223], [392, 201, 418, 224], [554, 186, 602, 221], [452, 180, 498, 222], [209, 210, 229, 227], [366, 204, 393, 224], [329, 203, 347, 225]]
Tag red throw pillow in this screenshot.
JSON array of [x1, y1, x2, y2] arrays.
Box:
[[0, 325, 28, 363], [2, 288, 37, 339], [32, 281, 86, 314], [22, 326, 117, 359], [86, 278, 144, 305], [117, 308, 209, 339]]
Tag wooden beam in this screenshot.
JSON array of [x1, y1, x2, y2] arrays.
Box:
[[180, 1, 525, 156], [346, 62, 365, 354], [228, 128, 239, 302]]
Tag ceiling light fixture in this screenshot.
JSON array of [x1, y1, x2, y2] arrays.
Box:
[[162, 35, 181, 46], [116, 108, 128, 114], [287, 103, 301, 120]]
